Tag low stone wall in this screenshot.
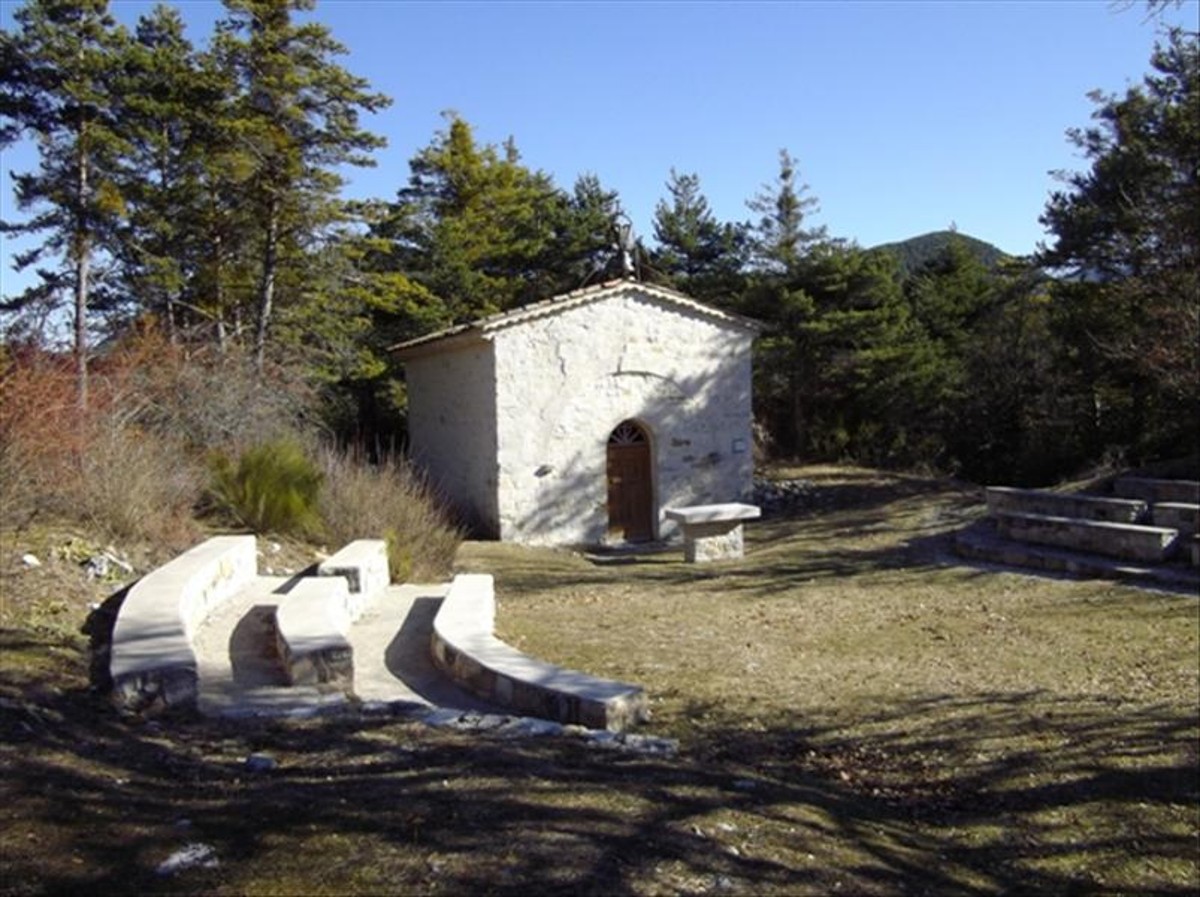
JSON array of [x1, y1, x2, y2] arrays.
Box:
[[431, 574, 649, 731], [1150, 503, 1199, 538], [110, 535, 257, 710], [274, 577, 355, 687], [1114, 477, 1200, 505], [986, 486, 1146, 524], [995, 512, 1179, 563]]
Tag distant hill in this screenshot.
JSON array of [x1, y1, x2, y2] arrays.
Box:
[[870, 230, 1009, 276]]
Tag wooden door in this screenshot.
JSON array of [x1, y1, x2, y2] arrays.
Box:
[[607, 421, 654, 542]]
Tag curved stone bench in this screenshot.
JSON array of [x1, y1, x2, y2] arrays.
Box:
[[431, 574, 649, 731], [275, 539, 389, 687], [275, 577, 356, 686], [110, 535, 257, 710]]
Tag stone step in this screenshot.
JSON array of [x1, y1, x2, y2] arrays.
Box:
[[198, 684, 353, 719], [955, 526, 1200, 592], [994, 512, 1180, 563], [986, 486, 1146, 524], [1150, 502, 1199, 538], [1113, 477, 1200, 505]]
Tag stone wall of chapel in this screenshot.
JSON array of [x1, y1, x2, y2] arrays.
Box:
[[405, 341, 500, 536], [492, 291, 754, 545]]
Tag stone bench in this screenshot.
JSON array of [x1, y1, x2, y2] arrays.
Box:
[[1114, 477, 1200, 505], [317, 538, 390, 616], [274, 577, 355, 686], [110, 535, 257, 710], [986, 486, 1146, 524], [430, 574, 648, 731], [274, 539, 389, 687], [1150, 502, 1199, 538], [995, 512, 1180, 563], [663, 503, 761, 562]]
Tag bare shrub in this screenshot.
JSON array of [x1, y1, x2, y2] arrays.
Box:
[[0, 345, 204, 543], [74, 422, 201, 546], [107, 330, 319, 453], [318, 446, 462, 582]]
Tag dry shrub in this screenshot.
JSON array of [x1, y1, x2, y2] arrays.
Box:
[[318, 446, 463, 582], [0, 346, 203, 544], [76, 421, 201, 545]]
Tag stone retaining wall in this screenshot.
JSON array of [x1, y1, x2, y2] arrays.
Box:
[[985, 486, 1146, 523], [995, 512, 1179, 563]]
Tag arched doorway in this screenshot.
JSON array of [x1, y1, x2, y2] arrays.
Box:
[[606, 420, 654, 542]]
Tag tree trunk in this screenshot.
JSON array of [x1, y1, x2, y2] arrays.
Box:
[[254, 195, 279, 376], [74, 130, 90, 411]]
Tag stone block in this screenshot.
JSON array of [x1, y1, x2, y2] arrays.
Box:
[[664, 503, 761, 562], [275, 576, 355, 687]]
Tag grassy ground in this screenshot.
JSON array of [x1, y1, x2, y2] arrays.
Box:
[[2, 466, 1197, 895]]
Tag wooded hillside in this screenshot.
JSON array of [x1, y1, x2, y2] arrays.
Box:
[[2, 1, 1196, 496]]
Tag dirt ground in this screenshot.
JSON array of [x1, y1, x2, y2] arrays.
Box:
[[2, 466, 1197, 895]]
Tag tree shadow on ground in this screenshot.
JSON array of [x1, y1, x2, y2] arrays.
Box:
[[2, 672, 1195, 895]]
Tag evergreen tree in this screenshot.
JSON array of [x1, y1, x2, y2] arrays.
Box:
[[116, 4, 212, 343], [1039, 28, 1199, 462], [546, 173, 626, 290], [380, 114, 570, 321], [746, 149, 825, 276], [212, 0, 390, 373], [649, 168, 745, 303], [0, 0, 130, 406]]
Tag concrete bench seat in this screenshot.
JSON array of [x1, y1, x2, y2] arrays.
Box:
[[1150, 502, 1199, 538], [274, 540, 388, 688], [986, 486, 1146, 524], [663, 502, 761, 562], [317, 538, 390, 617], [274, 576, 355, 686], [995, 512, 1180, 563], [1113, 477, 1200, 505], [431, 574, 648, 731], [110, 535, 257, 709]]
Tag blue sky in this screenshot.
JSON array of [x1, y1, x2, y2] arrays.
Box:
[[1, 0, 1196, 298]]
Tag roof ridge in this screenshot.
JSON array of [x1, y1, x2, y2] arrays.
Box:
[[391, 279, 761, 356]]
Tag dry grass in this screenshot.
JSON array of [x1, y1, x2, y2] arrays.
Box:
[[1, 465, 1196, 896], [317, 447, 463, 582]]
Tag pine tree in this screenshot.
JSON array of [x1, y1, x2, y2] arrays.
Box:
[[650, 168, 745, 303], [0, 0, 130, 406], [1039, 28, 1199, 462], [381, 114, 570, 321], [746, 149, 825, 277], [212, 0, 390, 373], [116, 4, 214, 343]]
